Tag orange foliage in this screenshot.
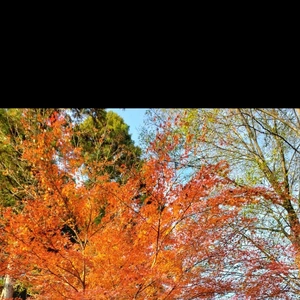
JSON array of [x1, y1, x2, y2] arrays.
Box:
[[0, 110, 299, 299]]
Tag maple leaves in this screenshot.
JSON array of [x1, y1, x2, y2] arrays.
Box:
[[1, 109, 300, 299]]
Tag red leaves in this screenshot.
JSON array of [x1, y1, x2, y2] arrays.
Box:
[[1, 109, 299, 299]]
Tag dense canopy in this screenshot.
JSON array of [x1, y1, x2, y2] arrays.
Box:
[[0, 108, 299, 299]]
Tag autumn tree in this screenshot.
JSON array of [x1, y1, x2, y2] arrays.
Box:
[[140, 108, 300, 298], [1, 108, 299, 299], [0, 108, 142, 299]]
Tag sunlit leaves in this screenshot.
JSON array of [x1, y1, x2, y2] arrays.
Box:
[[1, 109, 300, 299]]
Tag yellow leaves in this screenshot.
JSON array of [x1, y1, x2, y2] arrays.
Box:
[[138, 229, 148, 239]]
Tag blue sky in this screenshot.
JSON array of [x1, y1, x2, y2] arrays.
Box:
[[106, 108, 149, 147]]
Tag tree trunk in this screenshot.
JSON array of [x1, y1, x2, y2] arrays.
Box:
[[0, 274, 13, 299]]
